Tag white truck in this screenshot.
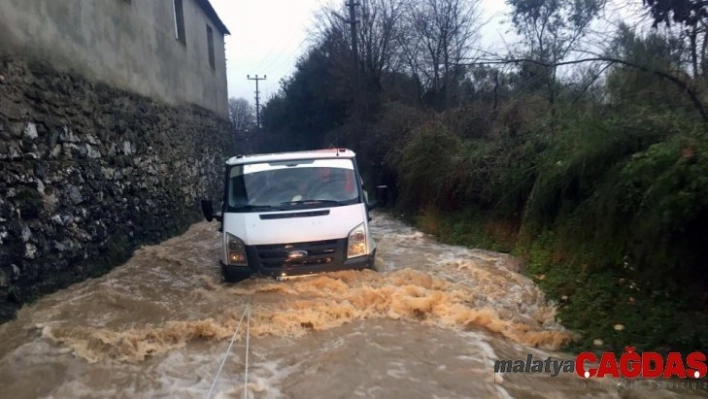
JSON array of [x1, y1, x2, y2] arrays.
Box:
[[200, 148, 388, 282]]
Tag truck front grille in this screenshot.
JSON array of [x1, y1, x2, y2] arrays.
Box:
[[255, 239, 340, 268]]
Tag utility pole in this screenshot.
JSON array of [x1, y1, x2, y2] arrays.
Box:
[[346, 1, 359, 74], [331, 2, 360, 109], [345, 1, 360, 112], [247, 74, 266, 130]]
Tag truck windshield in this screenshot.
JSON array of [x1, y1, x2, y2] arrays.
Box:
[[227, 158, 361, 210]]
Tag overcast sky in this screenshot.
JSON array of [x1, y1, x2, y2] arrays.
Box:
[[209, 0, 513, 103], [208, 0, 645, 104]]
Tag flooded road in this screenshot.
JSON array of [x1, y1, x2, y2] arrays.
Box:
[[0, 212, 705, 398]]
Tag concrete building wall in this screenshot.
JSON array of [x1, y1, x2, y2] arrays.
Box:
[[0, 0, 229, 118]]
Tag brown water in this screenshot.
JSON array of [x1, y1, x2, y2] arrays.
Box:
[[0, 212, 706, 398]]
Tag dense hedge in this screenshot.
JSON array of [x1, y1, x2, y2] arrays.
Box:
[[386, 101, 708, 354]]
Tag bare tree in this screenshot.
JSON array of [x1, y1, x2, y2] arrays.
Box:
[[358, 0, 407, 85], [310, 0, 480, 108], [506, 0, 606, 107], [228, 97, 255, 134], [398, 0, 482, 107], [314, 0, 406, 94], [641, 0, 708, 79]]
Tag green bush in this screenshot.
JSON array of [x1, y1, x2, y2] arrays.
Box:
[[392, 100, 708, 356], [396, 120, 466, 212]]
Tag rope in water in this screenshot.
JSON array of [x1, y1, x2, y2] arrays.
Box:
[[243, 305, 251, 398], [207, 303, 250, 399]]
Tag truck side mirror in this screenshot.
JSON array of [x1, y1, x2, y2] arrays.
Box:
[[201, 199, 215, 222], [202, 199, 224, 222]]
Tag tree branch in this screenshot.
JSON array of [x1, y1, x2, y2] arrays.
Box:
[[455, 56, 708, 123]]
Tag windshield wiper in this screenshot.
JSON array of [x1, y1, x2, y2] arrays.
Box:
[[231, 204, 276, 211], [280, 199, 345, 206]]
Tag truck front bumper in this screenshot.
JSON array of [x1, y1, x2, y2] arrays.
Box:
[[221, 238, 376, 280], [256, 252, 374, 279]]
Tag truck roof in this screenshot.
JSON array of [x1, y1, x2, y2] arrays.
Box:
[[225, 148, 356, 165]]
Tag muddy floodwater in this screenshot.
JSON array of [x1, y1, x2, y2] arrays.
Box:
[[0, 212, 706, 398]]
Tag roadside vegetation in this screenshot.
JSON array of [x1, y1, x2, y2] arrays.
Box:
[[253, 0, 708, 355]]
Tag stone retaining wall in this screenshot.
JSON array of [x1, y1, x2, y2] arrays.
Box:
[[0, 58, 232, 322]]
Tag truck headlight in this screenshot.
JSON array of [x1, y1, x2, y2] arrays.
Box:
[[226, 233, 248, 266], [347, 223, 368, 258]]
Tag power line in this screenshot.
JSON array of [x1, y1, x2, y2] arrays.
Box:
[[254, 33, 301, 73], [259, 34, 305, 76], [264, 38, 311, 81], [252, 0, 329, 73], [248, 0, 331, 101]]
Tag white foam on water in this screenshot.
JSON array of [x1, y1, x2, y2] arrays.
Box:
[[495, 385, 515, 399], [476, 340, 500, 368], [387, 360, 410, 377]]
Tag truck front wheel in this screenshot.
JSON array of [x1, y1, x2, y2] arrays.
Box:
[[221, 265, 252, 283], [367, 250, 378, 271]]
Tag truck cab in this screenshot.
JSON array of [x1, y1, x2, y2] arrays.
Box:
[[200, 148, 387, 282]]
